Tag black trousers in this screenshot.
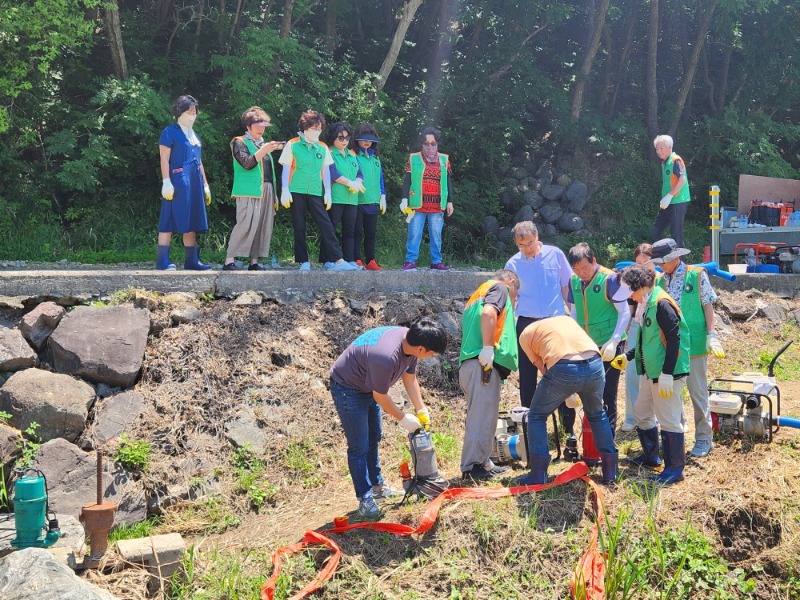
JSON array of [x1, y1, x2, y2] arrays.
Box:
[[652, 202, 688, 248], [354, 209, 378, 263], [516, 316, 542, 409], [320, 203, 358, 263], [290, 192, 343, 264]]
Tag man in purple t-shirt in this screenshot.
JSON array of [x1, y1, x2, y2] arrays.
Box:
[[330, 317, 448, 520]]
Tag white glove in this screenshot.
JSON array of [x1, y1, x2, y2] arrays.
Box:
[[416, 407, 430, 430], [658, 373, 674, 398], [478, 345, 494, 368], [399, 198, 408, 214], [204, 183, 211, 206], [324, 191, 332, 211], [600, 337, 620, 362], [346, 179, 365, 194], [161, 178, 174, 200], [379, 194, 386, 215], [706, 331, 725, 358], [405, 210, 415, 224], [565, 394, 582, 409], [399, 413, 422, 433], [660, 193, 673, 209], [281, 187, 292, 208]]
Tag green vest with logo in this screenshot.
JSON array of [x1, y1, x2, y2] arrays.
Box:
[[657, 266, 707, 358], [459, 280, 518, 373], [570, 266, 626, 347], [661, 152, 690, 204], [230, 137, 276, 198], [356, 150, 382, 205], [287, 138, 327, 196], [408, 152, 448, 210], [331, 148, 360, 205], [636, 288, 690, 378]]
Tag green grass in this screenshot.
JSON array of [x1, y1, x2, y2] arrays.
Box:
[[109, 516, 163, 544]]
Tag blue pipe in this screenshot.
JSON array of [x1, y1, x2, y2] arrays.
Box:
[[776, 416, 800, 429], [613, 260, 736, 282]]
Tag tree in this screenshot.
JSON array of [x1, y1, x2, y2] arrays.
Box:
[[569, 0, 611, 124], [105, 0, 129, 80], [374, 0, 424, 93]]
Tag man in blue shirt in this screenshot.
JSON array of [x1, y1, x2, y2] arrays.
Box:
[[505, 221, 572, 409]]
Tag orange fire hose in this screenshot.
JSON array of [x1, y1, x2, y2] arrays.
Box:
[[261, 461, 607, 600]]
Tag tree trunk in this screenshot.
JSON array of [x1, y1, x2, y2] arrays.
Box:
[[667, 0, 717, 136], [267, 0, 296, 82], [105, 0, 129, 80], [325, 0, 339, 53], [425, 0, 458, 121], [569, 0, 611, 124], [194, 0, 206, 53], [374, 0, 424, 93], [645, 0, 659, 142], [262, 0, 274, 27], [229, 0, 245, 42], [156, 0, 174, 31], [606, 1, 637, 118]]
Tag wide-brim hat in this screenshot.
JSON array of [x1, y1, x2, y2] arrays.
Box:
[[354, 133, 379, 143], [648, 238, 690, 264]]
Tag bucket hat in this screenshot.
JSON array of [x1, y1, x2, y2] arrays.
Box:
[[648, 238, 690, 264]]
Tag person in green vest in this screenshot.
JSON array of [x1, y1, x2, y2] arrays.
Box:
[[459, 269, 519, 481], [652, 134, 690, 248], [222, 106, 284, 271], [321, 121, 365, 269], [614, 263, 691, 484], [566, 242, 631, 436], [650, 238, 725, 458], [278, 110, 358, 271], [399, 127, 455, 271], [353, 123, 387, 271]]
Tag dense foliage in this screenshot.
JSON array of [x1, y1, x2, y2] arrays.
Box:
[[1, 0, 799, 265]]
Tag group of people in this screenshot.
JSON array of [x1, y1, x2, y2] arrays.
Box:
[[156, 96, 455, 272]]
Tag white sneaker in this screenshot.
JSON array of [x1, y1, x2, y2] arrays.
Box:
[[372, 484, 404, 503], [690, 439, 714, 457], [620, 422, 635, 432], [357, 496, 382, 520]]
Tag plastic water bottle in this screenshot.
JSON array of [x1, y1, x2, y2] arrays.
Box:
[[271, 254, 279, 269], [739, 215, 748, 229]]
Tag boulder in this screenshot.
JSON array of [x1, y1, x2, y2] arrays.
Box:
[[233, 291, 263, 306], [32, 438, 147, 525], [564, 181, 589, 212], [170, 305, 202, 324], [481, 216, 500, 236], [541, 184, 565, 202], [435, 311, 461, 336], [523, 191, 544, 209], [511, 167, 529, 180], [0, 548, 119, 600], [384, 296, 426, 326], [556, 174, 572, 187], [0, 328, 36, 372], [543, 224, 558, 236], [558, 212, 585, 232], [49, 305, 150, 388], [540, 202, 564, 225], [535, 164, 553, 183], [225, 408, 268, 449], [87, 391, 148, 448], [0, 369, 95, 443], [514, 205, 535, 224], [758, 303, 787, 322], [717, 296, 754, 320], [0, 422, 21, 471], [19, 302, 65, 350]]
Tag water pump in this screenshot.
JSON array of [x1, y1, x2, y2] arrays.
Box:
[[11, 469, 60, 549]]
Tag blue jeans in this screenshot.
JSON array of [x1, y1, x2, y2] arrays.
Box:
[[405, 211, 444, 264], [526, 355, 616, 458], [330, 380, 384, 500]]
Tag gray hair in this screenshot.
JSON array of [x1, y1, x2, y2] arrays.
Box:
[[653, 134, 674, 149], [492, 269, 520, 290], [511, 221, 539, 240]]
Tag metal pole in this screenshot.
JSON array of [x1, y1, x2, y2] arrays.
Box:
[[710, 185, 720, 263]]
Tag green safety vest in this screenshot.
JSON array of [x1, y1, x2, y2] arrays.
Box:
[[570, 266, 626, 347], [459, 280, 518, 373], [408, 152, 449, 210], [286, 137, 328, 196], [661, 152, 690, 205], [357, 150, 382, 205], [636, 288, 690, 378], [330, 148, 360, 205], [230, 137, 276, 199], [657, 266, 707, 358]]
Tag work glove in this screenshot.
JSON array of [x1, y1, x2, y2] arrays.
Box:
[[405, 210, 415, 224], [610, 354, 628, 371], [347, 179, 365, 194], [416, 407, 430, 430], [399, 197, 410, 214], [324, 191, 332, 211], [161, 178, 174, 200], [281, 187, 292, 209], [204, 183, 211, 206], [478, 345, 494, 369], [660, 193, 673, 210], [379, 194, 386, 215], [706, 331, 725, 358], [565, 394, 582, 409], [657, 373, 674, 398], [399, 413, 422, 433], [600, 337, 621, 362]]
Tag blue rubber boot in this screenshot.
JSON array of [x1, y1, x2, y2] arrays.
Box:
[[627, 426, 663, 471], [600, 451, 619, 485], [517, 455, 551, 486], [183, 246, 211, 271], [156, 245, 176, 270], [651, 431, 685, 485]]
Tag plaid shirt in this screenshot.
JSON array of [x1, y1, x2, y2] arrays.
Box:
[[662, 262, 717, 307]]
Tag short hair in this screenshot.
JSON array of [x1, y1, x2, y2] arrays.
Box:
[[172, 95, 198, 118], [241, 106, 270, 128], [418, 126, 441, 148], [353, 122, 380, 155], [406, 316, 448, 354], [619, 263, 655, 292], [567, 242, 595, 266], [653, 134, 674, 149], [298, 110, 325, 133], [326, 121, 352, 146], [492, 269, 520, 291], [633, 243, 653, 260], [511, 221, 539, 240]]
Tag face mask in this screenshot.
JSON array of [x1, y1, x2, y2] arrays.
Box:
[[422, 143, 438, 162], [304, 129, 321, 143], [178, 113, 197, 128]]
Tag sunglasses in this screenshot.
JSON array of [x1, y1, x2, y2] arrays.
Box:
[[337, 134, 351, 141]]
